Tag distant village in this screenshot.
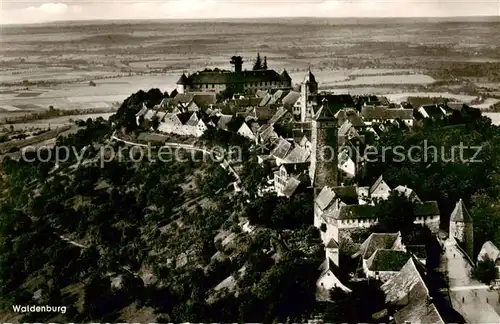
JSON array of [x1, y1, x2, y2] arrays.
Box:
[[133, 54, 500, 324]]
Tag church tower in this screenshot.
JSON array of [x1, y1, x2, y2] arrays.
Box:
[[300, 69, 318, 122], [309, 102, 338, 190]]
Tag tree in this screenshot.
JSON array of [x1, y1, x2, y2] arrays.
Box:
[[472, 258, 498, 284], [253, 53, 262, 71], [373, 191, 416, 238], [263, 56, 268, 70]]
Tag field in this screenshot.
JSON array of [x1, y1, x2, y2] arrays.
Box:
[[0, 18, 499, 117]]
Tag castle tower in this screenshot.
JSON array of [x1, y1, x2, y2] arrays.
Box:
[[230, 56, 243, 73], [176, 73, 189, 94], [449, 198, 474, 258], [300, 70, 318, 122], [309, 103, 338, 190]]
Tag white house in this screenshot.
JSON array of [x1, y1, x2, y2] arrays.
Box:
[[316, 259, 351, 301], [157, 112, 207, 137], [477, 241, 500, 273], [237, 122, 257, 142], [369, 175, 392, 201]]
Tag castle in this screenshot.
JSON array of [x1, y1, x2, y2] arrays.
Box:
[[175, 55, 292, 95]]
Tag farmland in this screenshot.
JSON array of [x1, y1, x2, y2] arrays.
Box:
[[0, 18, 499, 118]]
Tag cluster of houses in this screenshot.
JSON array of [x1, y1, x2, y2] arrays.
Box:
[[134, 59, 488, 324]]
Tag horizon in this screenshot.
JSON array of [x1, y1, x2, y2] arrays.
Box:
[[1, 15, 499, 27], [1, 1, 499, 25]]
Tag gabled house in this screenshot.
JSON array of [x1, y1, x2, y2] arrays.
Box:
[[237, 121, 257, 142], [370, 175, 392, 200], [338, 148, 356, 179], [477, 241, 500, 273], [353, 232, 405, 261], [157, 112, 207, 137], [381, 258, 445, 324], [316, 259, 351, 301], [364, 249, 411, 282], [273, 163, 309, 198], [418, 105, 447, 120], [314, 185, 359, 229]]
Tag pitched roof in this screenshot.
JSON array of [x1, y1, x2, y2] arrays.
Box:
[[450, 199, 471, 222], [173, 93, 196, 104], [315, 186, 336, 211], [361, 106, 414, 121], [326, 237, 339, 249], [393, 185, 422, 203], [478, 241, 500, 263], [315, 94, 355, 112], [281, 70, 292, 81], [259, 124, 278, 141], [283, 145, 310, 164], [282, 177, 302, 198], [217, 114, 233, 131], [304, 71, 317, 83], [313, 104, 337, 121], [356, 232, 402, 260], [420, 105, 446, 119], [336, 204, 376, 220], [177, 112, 192, 125], [370, 175, 389, 195], [413, 201, 440, 217], [315, 185, 359, 211], [366, 249, 410, 272], [382, 259, 445, 324], [282, 91, 301, 109], [177, 73, 189, 85], [192, 93, 217, 108], [269, 106, 292, 125], [270, 137, 292, 159], [335, 109, 365, 127], [185, 112, 199, 126]]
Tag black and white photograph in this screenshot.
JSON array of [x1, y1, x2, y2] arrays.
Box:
[[0, 1, 499, 323]]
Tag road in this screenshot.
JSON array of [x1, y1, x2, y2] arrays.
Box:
[[442, 238, 500, 323]]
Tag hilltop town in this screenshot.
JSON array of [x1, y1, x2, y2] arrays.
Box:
[[116, 55, 500, 322], [1, 53, 500, 324]]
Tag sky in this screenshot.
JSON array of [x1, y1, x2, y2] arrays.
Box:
[[0, 0, 499, 25]]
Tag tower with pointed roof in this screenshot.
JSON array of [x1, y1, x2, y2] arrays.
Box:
[[449, 198, 474, 258], [309, 102, 338, 190], [300, 69, 319, 122], [176, 73, 190, 94]]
